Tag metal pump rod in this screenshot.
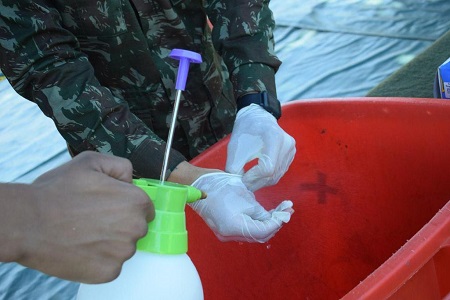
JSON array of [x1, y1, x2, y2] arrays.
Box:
[[160, 49, 202, 184]]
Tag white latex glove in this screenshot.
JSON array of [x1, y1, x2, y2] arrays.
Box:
[[226, 103, 296, 192], [190, 172, 293, 243]]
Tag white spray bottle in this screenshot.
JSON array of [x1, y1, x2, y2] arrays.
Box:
[[76, 178, 204, 300]]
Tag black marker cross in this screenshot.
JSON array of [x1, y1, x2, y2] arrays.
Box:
[[300, 172, 338, 204]]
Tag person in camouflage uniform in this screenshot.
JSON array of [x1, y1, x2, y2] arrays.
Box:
[[0, 0, 295, 243]]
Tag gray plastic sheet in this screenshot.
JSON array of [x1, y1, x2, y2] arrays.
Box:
[[0, 82, 75, 299], [271, 0, 449, 40], [1, 0, 450, 299], [271, 0, 450, 101], [0, 81, 71, 184]]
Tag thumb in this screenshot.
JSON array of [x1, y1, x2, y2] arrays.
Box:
[[241, 154, 275, 192], [226, 134, 263, 175]]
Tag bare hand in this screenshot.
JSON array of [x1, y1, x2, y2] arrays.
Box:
[[12, 152, 154, 283]]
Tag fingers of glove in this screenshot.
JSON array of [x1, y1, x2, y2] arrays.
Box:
[[243, 199, 294, 227], [191, 172, 264, 217], [226, 104, 276, 174], [273, 200, 294, 212], [190, 172, 293, 242], [226, 133, 263, 175], [243, 200, 294, 243], [242, 133, 296, 192], [242, 154, 276, 192], [218, 214, 290, 243], [191, 172, 233, 191], [242, 141, 289, 191], [228, 106, 297, 191], [206, 198, 294, 243], [227, 132, 283, 189], [190, 172, 254, 220], [277, 134, 296, 175], [269, 200, 294, 223]]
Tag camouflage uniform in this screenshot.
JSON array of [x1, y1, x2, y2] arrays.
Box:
[[0, 0, 281, 179]]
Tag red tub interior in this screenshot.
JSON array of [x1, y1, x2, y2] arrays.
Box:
[[187, 97, 450, 299]]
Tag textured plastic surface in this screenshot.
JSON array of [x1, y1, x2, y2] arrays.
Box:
[[188, 97, 450, 299], [344, 201, 450, 300], [77, 252, 203, 300], [169, 49, 202, 91], [132, 178, 202, 254]]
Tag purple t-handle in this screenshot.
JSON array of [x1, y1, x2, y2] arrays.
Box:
[[169, 49, 202, 91]]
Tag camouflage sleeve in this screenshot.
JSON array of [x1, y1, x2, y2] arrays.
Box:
[[204, 0, 282, 100], [0, 0, 185, 179]]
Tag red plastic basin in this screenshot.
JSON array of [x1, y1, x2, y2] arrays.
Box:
[[187, 97, 450, 300]]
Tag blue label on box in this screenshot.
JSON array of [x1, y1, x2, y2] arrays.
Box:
[[438, 57, 450, 99]]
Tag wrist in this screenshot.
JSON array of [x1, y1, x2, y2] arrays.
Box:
[[236, 91, 281, 119], [167, 161, 222, 185], [0, 183, 36, 263]]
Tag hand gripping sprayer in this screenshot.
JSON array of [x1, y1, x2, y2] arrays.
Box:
[[76, 49, 205, 300]]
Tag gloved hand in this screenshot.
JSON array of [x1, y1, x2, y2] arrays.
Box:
[[226, 104, 296, 192], [190, 172, 293, 243]]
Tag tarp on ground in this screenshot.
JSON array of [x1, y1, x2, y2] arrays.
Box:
[[272, 0, 450, 101]]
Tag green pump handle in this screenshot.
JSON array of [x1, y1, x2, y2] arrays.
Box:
[[133, 179, 203, 255]]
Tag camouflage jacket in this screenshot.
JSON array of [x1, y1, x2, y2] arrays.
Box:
[[0, 0, 281, 179]]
